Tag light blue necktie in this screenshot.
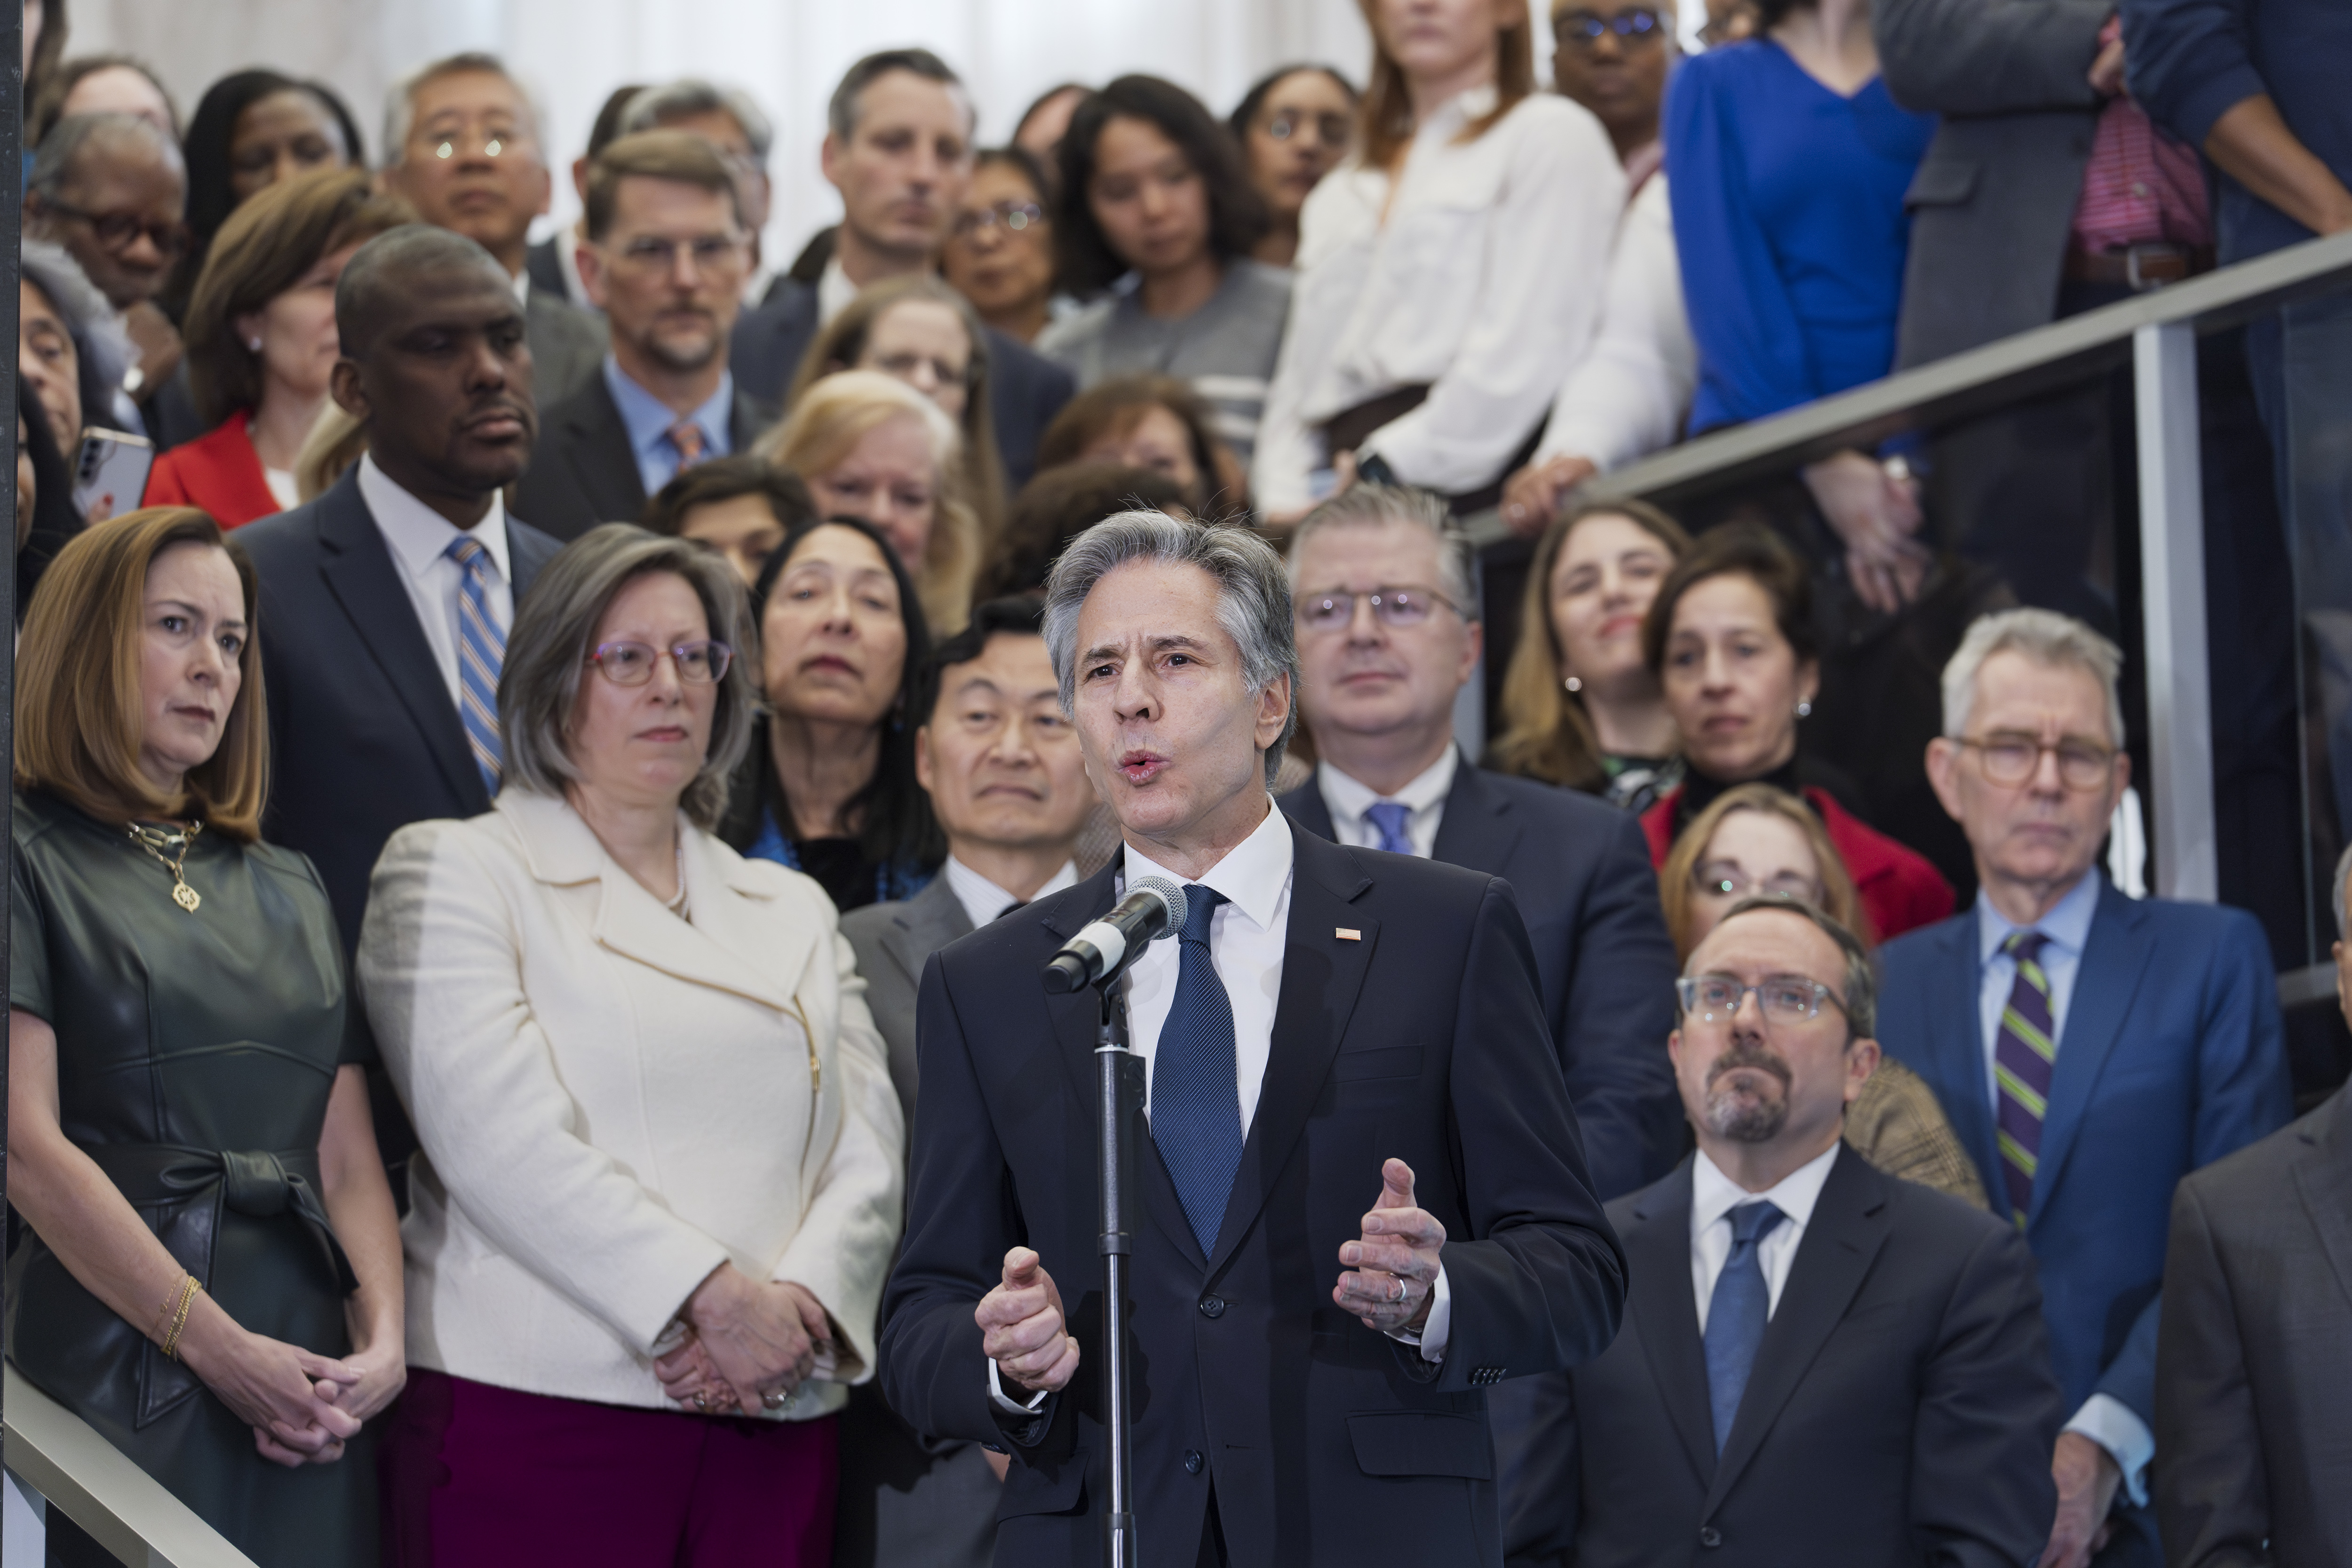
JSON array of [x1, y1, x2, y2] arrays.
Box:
[[446, 536, 505, 796], [1364, 800, 1415, 856], [1703, 1200, 1786, 1454], [1152, 885, 1242, 1255]]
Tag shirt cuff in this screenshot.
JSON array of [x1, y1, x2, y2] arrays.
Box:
[[987, 1356, 1053, 1417], [2065, 1393, 2153, 1509], [1383, 1265, 1452, 1363]]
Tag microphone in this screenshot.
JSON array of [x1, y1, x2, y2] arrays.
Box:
[[1042, 877, 1188, 994]]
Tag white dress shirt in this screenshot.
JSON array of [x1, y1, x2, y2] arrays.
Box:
[[1315, 747, 1459, 859], [1971, 870, 2153, 1501], [942, 853, 1078, 932], [1688, 1142, 1840, 1332], [357, 454, 514, 712], [818, 255, 859, 327], [1252, 88, 1623, 511], [1533, 174, 1699, 474]]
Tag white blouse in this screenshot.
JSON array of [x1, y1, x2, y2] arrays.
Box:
[[1252, 86, 1624, 511], [1532, 174, 1699, 474]]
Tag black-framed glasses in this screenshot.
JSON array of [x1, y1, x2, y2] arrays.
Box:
[[1556, 7, 1666, 46], [952, 199, 1045, 239], [1956, 732, 2119, 790], [1264, 111, 1353, 149], [41, 200, 188, 257], [1295, 584, 1459, 632], [585, 640, 733, 686], [1675, 974, 1848, 1026], [1692, 861, 1822, 905]]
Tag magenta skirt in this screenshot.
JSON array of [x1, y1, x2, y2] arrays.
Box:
[[380, 1369, 838, 1566]]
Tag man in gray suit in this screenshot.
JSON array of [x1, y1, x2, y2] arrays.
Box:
[[835, 593, 1097, 1568], [2153, 845, 2352, 1567]]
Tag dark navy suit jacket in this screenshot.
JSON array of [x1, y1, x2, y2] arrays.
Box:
[[511, 369, 775, 542], [729, 277, 1074, 490], [1280, 760, 1683, 1201], [1875, 880, 2291, 1433], [879, 827, 1627, 1568]]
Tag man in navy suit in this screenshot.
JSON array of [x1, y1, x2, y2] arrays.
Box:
[[728, 49, 1073, 488], [881, 511, 1626, 1566], [1876, 608, 2291, 1568]]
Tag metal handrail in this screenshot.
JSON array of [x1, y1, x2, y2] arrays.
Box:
[[3, 1363, 259, 1568]]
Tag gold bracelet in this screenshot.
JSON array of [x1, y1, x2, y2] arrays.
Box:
[[151, 1274, 190, 1345], [161, 1275, 201, 1360]]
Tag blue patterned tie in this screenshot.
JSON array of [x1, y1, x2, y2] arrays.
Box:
[[1993, 931, 2056, 1222], [1151, 885, 1242, 1255], [1703, 1200, 1786, 1454], [1364, 800, 1414, 856], [446, 536, 505, 796]]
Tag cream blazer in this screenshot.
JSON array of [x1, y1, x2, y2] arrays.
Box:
[[358, 788, 905, 1418]]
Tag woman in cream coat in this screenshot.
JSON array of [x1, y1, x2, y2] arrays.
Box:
[[359, 525, 903, 1566]]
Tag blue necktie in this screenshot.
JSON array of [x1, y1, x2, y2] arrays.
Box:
[[1151, 885, 1242, 1255], [1364, 800, 1414, 856], [1703, 1200, 1786, 1454], [447, 536, 506, 796]]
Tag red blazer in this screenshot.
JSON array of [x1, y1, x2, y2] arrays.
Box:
[[1642, 783, 1956, 944], [143, 411, 281, 528]]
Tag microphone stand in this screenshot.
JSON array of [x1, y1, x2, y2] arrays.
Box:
[[1093, 977, 1145, 1568]]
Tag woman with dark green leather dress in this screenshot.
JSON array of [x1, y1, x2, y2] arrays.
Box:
[[6, 507, 405, 1567]]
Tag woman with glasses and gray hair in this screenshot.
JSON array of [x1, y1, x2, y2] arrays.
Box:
[[359, 525, 904, 1564]]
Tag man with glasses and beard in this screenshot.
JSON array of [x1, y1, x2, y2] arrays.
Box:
[[1526, 897, 2062, 1567]]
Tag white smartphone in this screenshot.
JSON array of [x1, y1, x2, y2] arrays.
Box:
[[73, 427, 157, 524]]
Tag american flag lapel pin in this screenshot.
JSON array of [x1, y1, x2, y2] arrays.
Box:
[[1335, 928, 1361, 941]]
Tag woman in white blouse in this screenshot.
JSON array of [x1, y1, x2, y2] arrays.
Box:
[[360, 525, 903, 1564], [1253, 0, 1625, 520]]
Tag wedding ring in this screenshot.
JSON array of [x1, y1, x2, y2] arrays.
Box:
[[693, 1393, 708, 1411], [762, 1389, 788, 1409], [1391, 1274, 1406, 1305]]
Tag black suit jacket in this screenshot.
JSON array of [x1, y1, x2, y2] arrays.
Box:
[[1545, 1147, 2061, 1568], [2155, 1087, 2352, 1567], [511, 369, 776, 541], [729, 276, 1075, 489], [238, 468, 563, 950], [1280, 761, 1682, 1201], [879, 826, 1627, 1568], [524, 234, 571, 304]]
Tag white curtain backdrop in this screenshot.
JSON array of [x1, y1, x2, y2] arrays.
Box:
[[69, 0, 1375, 271]]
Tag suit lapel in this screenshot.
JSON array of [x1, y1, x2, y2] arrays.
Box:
[[730, 389, 777, 453], [311, 471, 483, 811], [1926, 916, 2006, 1220], [1428, 762, 1522, 876], [572, 379, 651, 522], [1624, 1164, 1719, 1487], [1705, 1148, 1890, 1514], [2295, 1091, 2352, 1313], [2032, 883, 2153, 1226], [883, 876, 971, 988], [1278, 779, 1339, 843]]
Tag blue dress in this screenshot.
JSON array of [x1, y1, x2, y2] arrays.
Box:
[[1666, 40, 1937, 433]]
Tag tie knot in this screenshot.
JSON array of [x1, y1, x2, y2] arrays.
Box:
[[445, 535, 488, 571], [2003, 930, 2049, 965], [668, 420, 708, 469], [1364, 801, 1412, 846], [1727, 1200, 1785, 1248], [1179, 884, 1225, 946]]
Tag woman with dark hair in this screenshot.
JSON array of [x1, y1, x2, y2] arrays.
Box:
[[1665, 0, 1935, 613], [1227, 64, 1358, 269], [145, 169, 411, 525], [159, 70, 365, 323], [643, 455, 818, 585], [1033, 373, 1237, 516], [719, 516, 944, 912], [1637, 522, 1953, 940], [1038, 75, 1289, 468], [15, 378, 85, 615], [942, 146, 1061, 344], [982, 460, 1189, 600]]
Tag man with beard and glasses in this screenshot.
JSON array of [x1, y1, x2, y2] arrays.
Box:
[[1520, 897, 2062, 1567], [515, 131, 771, 540]]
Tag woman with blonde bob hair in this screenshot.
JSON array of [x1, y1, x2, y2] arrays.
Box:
[[10, 508, 405, 1567], [362, 525, 904, 1562], [1658, 781, 1987, 1208], [758, 370, 979, 635]]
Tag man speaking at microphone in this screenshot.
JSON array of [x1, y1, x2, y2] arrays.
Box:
[[879, 510, 1628, 1567]]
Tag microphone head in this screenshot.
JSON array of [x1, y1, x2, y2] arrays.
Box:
[[1131, 876, 1188, 939]]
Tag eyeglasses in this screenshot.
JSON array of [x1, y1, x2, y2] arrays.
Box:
[[610, 234, 747, 275], [1263, 111, 1353, 149], [41, 200, 188, 258], [873, 350, 974, 388], [1956, 732, 2119, 790], [421, 126, 524, 160], [585, 640, 733, 686], [1556, 7, 1667, 46], [1295, 584, 1459, 632], [1675, 974, 1848, 1026], [1692, 860, 1822, 905], [952, 199, 1045, 239]]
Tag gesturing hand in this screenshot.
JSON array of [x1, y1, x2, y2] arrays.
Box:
[[977, 1247, 1079, 1396], [1334, 1158, 1446, 1334]]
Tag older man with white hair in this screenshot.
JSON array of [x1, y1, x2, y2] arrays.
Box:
[[1875, 607, 2292, 1568]]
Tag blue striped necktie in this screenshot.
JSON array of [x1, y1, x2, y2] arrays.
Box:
[[1152, 885, 1242, 1255], [1993, 931, 2056, 1219], [1364, 801, 1414, 855], [446, 536, 505, 796]]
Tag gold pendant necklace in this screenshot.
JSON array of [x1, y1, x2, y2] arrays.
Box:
[[126, 822, 204, 913]]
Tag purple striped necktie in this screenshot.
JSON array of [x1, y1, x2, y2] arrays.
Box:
[[1993, 931, 2055, 1220]]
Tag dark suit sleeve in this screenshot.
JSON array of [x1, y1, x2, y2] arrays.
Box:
[[2120, 0, 2268, 151], [1425, 877, 1628, 1392], [2154, 1178, 2269, 1568], [1875, 0, 2111, 117], [1556, 813, 1685, 1200], [1909, 1218, 2065, 1568]]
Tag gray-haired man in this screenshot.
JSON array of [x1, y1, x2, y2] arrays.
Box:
[[880, 511, 1626, 1567]]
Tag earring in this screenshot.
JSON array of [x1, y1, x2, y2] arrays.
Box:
[[1796, 700, 1813, 718], [1563, 675, 1583, 694], [247, 336, 262, 352]]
